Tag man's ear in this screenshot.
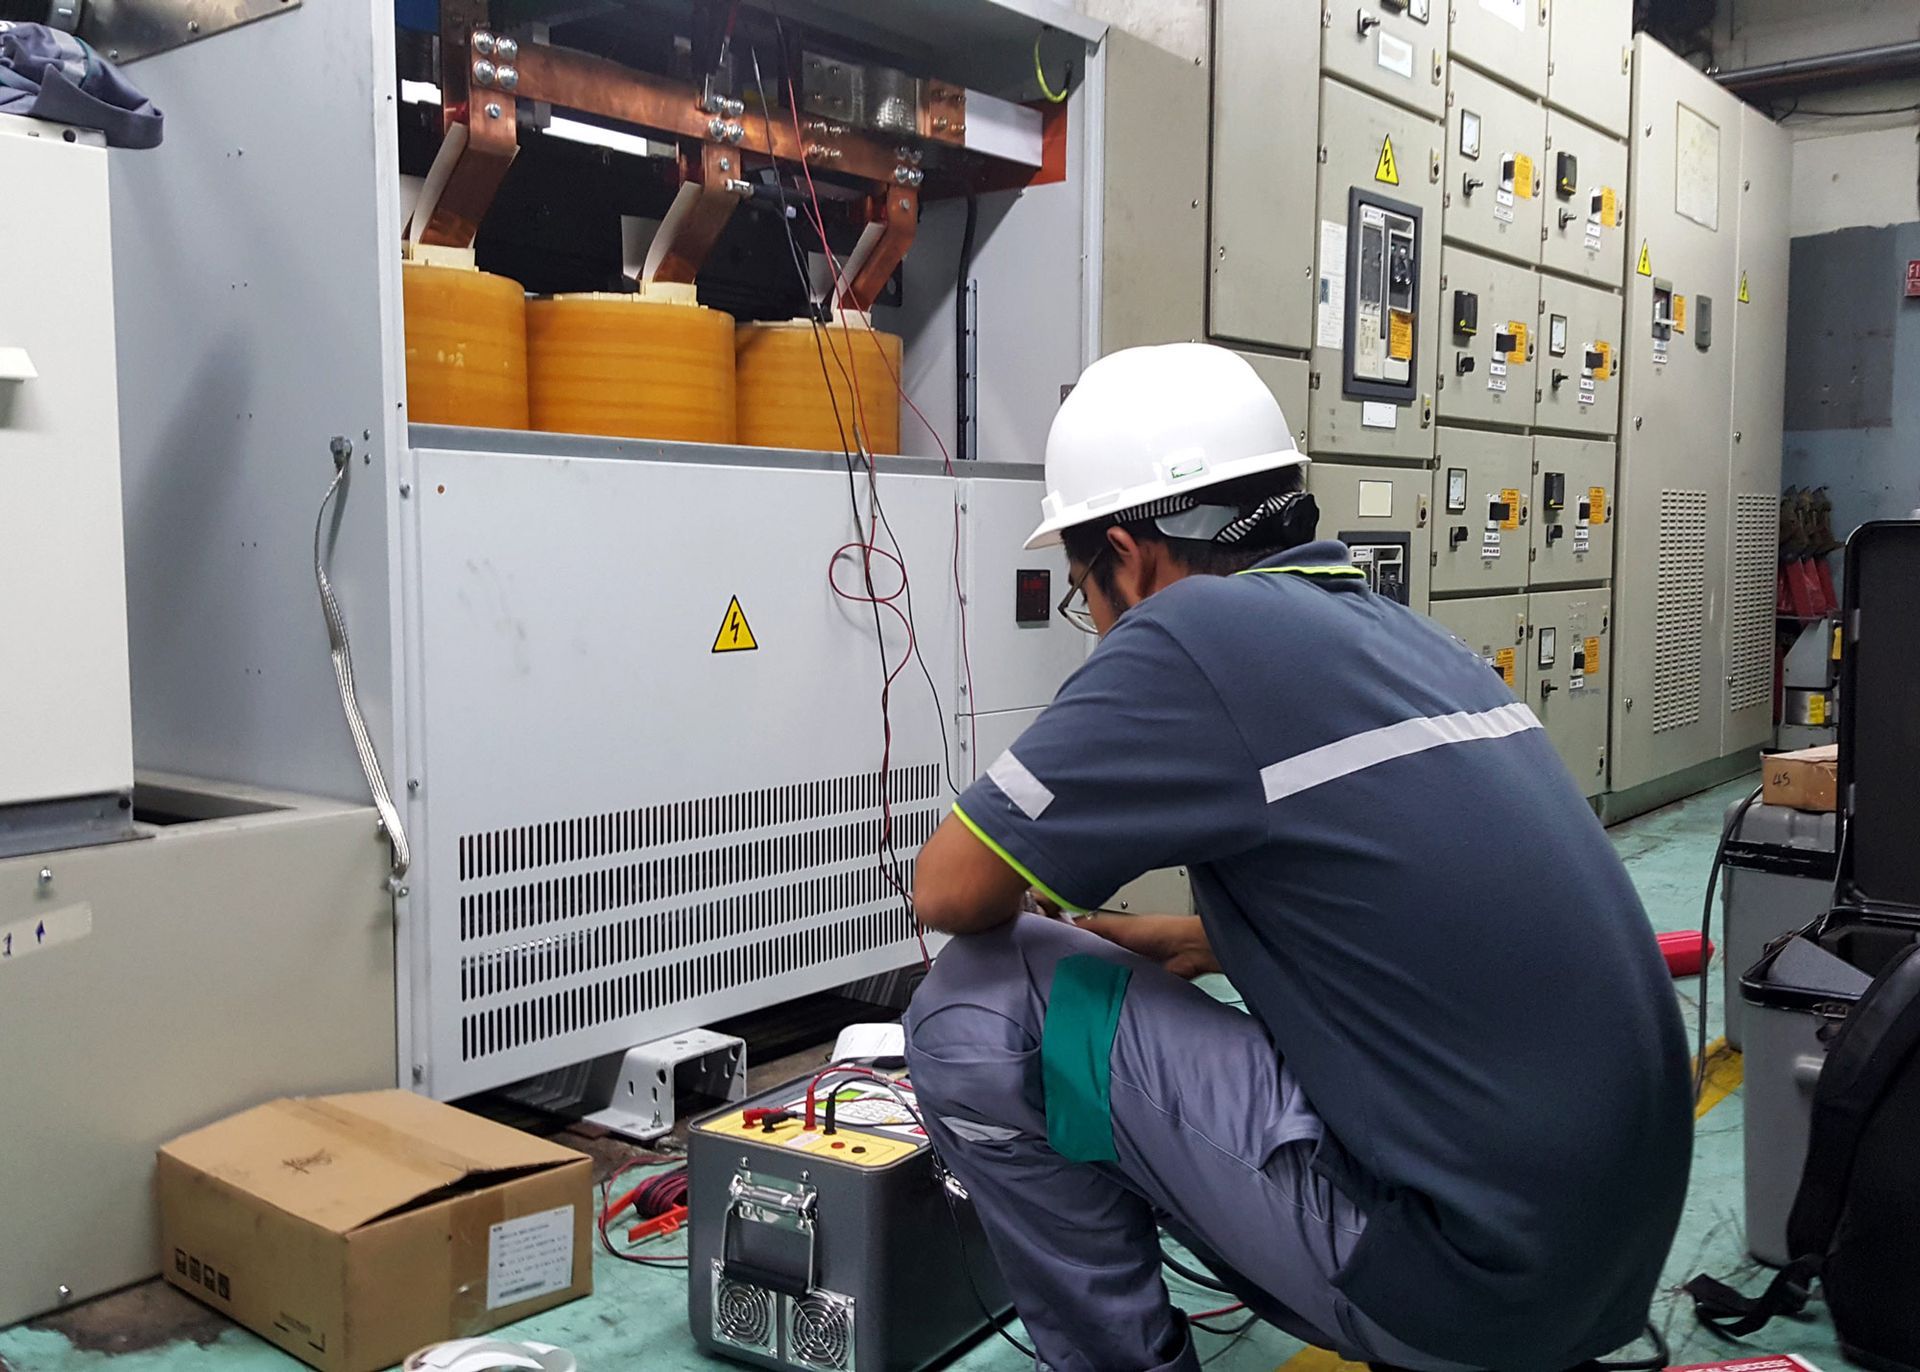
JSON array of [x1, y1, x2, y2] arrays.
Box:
[[1104, 525, 1153, 604]]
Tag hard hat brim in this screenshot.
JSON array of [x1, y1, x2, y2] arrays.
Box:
[[1023, 448, 1311, 550]]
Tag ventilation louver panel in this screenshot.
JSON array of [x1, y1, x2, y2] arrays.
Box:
[[712, 1266, 779, 1358], [1653, 490, 1709, 734], [1728, 493, 1780, 713], [789, 1290, 857, 1371], [456, 765, 941, 1063]]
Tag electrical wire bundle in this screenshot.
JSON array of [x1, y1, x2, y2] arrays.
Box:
[[596, 1153, 689, 1268], [745, 22, 980, 970]]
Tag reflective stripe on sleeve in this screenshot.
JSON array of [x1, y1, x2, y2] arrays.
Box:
[[1260, 702, 1543, 804], [986, 748, 1056, 820]]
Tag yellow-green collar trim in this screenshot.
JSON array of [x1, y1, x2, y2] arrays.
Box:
[[1235, 564, 1367, 578], [951, 804, 1088, 915]]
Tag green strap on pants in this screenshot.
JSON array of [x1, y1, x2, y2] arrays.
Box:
[[1041, 955, 1133, 1163]]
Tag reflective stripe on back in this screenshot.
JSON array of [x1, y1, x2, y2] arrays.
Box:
[[1260, 702, 1543, 804]]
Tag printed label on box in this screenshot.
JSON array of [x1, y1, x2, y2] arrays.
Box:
[[487, 1206, 575, 1310]]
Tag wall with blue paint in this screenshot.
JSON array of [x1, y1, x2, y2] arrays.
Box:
[[1782, 220, 1920, 544]]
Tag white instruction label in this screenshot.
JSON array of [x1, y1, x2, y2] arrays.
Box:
[[1570, 671, 1585, 691], [487, 1206, 575, 1310], [1377, 31, 1415, 80], [1316, 220, 1348, 350], [1360, 401, 1398, 430], [1494, 202, 1515, 224], [1584, 226, 1602, 250], [1482, 530, 1502, 559], [1653, 338, 1669, 365], [1574, 533, 1591, 554], [1481, 0, 1527, 31]]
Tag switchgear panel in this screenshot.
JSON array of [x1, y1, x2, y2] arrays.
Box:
[[1307, 461, 1432, 612], [1547, 0, 1632, 138], [1535, 274, 1622, 436], [1436, 246, 1538, 428], [1528, 587, 1612, 798], [1541, 111, 1627, 285], [1327, 0, 1446, 121], [1311, 81, 1442, 463], [1448, 0, 1548, 103], [1427, 593, 1529, 698], [1443, 65, 1546, 265], [1209, 0, 1319, 351], [1431, 427, 1530, 596], [1530, 435, 1615, 588]]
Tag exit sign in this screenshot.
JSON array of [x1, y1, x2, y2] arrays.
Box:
[[1907, 260, 1920, 297]]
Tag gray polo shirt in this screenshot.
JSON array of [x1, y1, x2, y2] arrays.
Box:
[[952, 540, 1691, 1370]]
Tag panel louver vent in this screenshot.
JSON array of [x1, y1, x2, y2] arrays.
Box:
[[1653, 490, 1709, 734], [1728, 493, 1780, 713], [455, 765, 941, 1063]]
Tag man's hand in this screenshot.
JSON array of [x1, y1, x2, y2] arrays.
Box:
[[1073, 914, 1219, 979]]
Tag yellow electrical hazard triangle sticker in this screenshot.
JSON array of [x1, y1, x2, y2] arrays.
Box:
[[1739, 271, 1751, 303], [1636, 241, 1652, 276], [1374, 135, 1399, 186], [711, 596, 758, 653]]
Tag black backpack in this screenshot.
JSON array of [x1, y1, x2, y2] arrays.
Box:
[[1688, 941, 1920, 1371]]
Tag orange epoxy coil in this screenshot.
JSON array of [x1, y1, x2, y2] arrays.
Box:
[[401, 261, 530, 430], [526, 288, 736, 444], [736, 319, 903, 455]]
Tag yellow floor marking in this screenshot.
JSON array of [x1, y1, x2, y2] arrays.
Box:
[[1695, 1037, 1744, 1120], [1276, 1346, 1368, 1372]]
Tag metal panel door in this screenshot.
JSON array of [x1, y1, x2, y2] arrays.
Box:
[[1436, 246, 1539, 427], [1431, 426, 1531, 595], [1530, 435, 1615, 587], [1308, 461, 1433, 613], [1541, 110, 1628, 284], [408, 441, 963, 1099], [1427, 592, 1529, 699], [1536, 274, 1622, 436], [1210, 0, 1319, 351], [1237, 350, 1312, 449], [1325, 0, 1447, 120], [1611, 36, 1741, 792], [1546, 0, 1631, 137], [1528, 586, 1612, 797], [1442, 65, 1547, 266], [1449, 0, 1549, 99], [1310, 81, 1443, 463], [0, 123, 133, 808], [1101, 30, 1208, 352], [1723, 104, 1791, 762]]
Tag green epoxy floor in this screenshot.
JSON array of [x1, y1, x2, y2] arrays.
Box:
[[2, 776, 1843, 1372]]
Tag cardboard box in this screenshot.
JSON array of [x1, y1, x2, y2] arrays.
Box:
[[1762, 744, 1840, 813], [157, 1091, 592, 1372]]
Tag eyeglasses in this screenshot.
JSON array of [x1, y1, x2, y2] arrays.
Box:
[[1057, 547, 1107, 635]]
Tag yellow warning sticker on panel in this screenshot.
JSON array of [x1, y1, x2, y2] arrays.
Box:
[[1832, 624, 1844, 661], [1593, 340, 1614, 380], [1500, 487, 1523, 531], [1673, 294, 1688, 333], [1808, 694, 1828, 726], [1513, 153, 1535, 200], [1505, 322, 1529, 366], [1494, 647, 1516, 688], [1636, 241, 1652, 276], [1374, 135, 1400, 185], [1739, 271, 1751, 303], [711, 596, 758, 653], [1584, 636, 1602, 675], [1589, 486, 1607, 525], [1601, 187, 1618, 228], [1388, 309, 1414, 361]]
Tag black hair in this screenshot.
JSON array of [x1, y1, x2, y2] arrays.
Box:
[[1060, 464, 1311, 597]]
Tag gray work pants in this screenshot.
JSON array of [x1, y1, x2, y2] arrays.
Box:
[[904, 915, 1470, 1372]]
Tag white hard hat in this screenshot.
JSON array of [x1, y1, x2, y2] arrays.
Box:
[[1026, 342, 1306, 549]]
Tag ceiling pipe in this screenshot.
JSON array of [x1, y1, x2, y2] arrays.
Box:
[[1715, 38, 1920, 102]]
